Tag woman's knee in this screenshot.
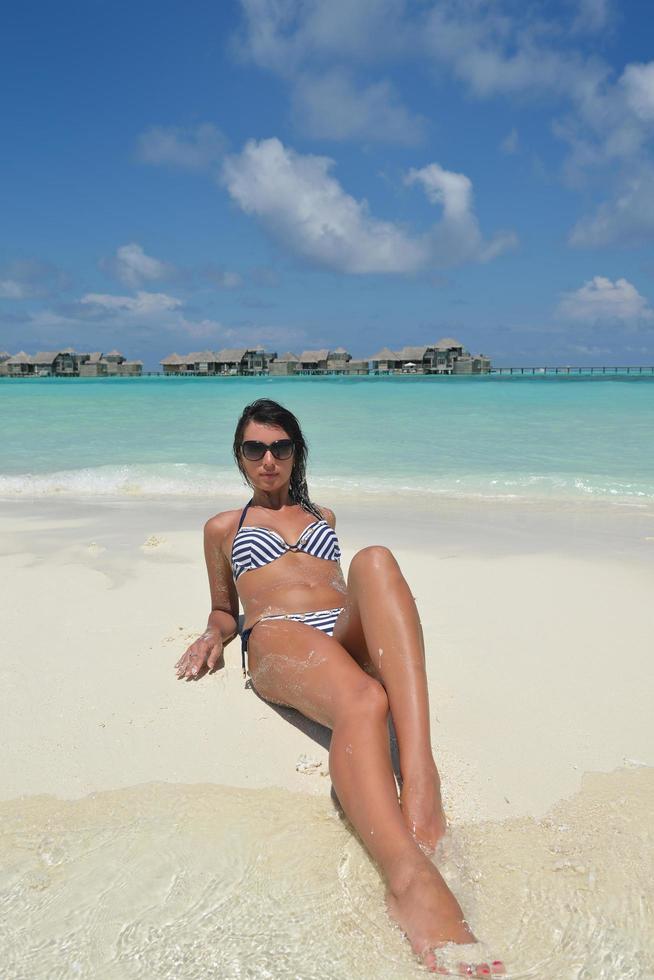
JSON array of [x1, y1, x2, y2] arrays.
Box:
[[334, 675, 389, 724], [349, 545, 400, 581]]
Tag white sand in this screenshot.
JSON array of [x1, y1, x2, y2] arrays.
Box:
[[1, 494, 653, 824]]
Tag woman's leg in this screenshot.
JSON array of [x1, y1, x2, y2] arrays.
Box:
[[247, 619, 475, 966], [334, 546, 446, 853]]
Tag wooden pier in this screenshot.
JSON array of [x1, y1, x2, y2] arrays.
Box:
[[491, 365, 654, 376]]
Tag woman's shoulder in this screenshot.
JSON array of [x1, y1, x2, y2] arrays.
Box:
[[204, 508, 243, 542], [315, 504, 336, 529]]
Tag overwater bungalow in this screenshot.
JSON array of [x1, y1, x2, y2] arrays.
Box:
[[396, 345, 434, 372], [298, 349, 330, 374], [160, 353, 185, 375], [5, 351, 34, 376], [3, 348, 142, 377], [369, 339, 490, 375], [326, 347, 351, 373], [79, 351, 142, 376], [370, 347, 403, 373], [160, 347, 275, 376], [213, 348, 275, 375], [433, 338, 490, 374], [269, 352, 300, 376]]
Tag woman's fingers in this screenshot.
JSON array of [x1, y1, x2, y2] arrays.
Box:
[[175, 639, 222, 680], [175, 646, 200, 679], [207, 643, 223, 671], [185, 648, 205, 678]]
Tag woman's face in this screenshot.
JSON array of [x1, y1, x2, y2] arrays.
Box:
[[240, 420, 295, 494]]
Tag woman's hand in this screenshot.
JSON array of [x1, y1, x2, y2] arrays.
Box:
[[175, 630, 224, 680]]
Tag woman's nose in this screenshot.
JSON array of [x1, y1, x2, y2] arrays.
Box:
[[262, 449, 275, 465]]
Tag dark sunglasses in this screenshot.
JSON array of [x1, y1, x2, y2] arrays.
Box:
[[241, 439, 294, 461]]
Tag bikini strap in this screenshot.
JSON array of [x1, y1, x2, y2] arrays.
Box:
[[237, 499, 253, 531]]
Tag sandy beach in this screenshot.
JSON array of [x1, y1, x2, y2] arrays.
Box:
[[2, 494, 653, 812], [2, 492, 653, 977]]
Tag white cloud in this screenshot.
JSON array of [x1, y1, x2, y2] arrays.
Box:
[[292, 68, 425, 144], [571, 0, 612, 34], [237, 1, 605, 103], [0, 279, 26, 299], [235, 0, 408, 74], [103, 243, 173, 287], [569, 165, 654, 247], [558, 276, 654, 324], [620, 62, 654, 122], [221, 138, 515, 274], [222, 137, 426, 274], [80, 291, 182, 315], [421, 7, 591, 100], [405, 162, 518, 265], [406, 162, 472, 215], [136, 123, 226, 171], [235, 0, 418, 143]]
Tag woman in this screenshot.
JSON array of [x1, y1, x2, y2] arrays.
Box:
[[175, 399, 503, 977]]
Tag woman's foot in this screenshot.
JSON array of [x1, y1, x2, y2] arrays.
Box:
[[400, 764, 447, 854], [386, 861, 475, 969]]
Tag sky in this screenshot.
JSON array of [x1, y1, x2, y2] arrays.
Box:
[[2, 0, 654, 369]]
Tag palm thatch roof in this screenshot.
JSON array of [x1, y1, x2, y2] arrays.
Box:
[[397, 345, 429, 360], [274, 352, 300, 362], [31, 351, 61, 365], [216, 348, 247, 362], [434, 337, 463, 349], [370, 347, 400, 361], [300, 349, 330, 363]]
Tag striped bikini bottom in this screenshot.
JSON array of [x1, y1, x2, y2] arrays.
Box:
[[240, 607, 345, 675]]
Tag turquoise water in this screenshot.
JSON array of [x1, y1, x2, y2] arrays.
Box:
[[1, 375, 653, 503]]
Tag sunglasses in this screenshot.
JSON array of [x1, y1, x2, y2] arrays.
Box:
[[241, 439, 294, 461]]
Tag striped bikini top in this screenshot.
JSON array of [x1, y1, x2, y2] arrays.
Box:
[[231, 500, 341, 581]]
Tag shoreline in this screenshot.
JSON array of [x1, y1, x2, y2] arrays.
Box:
[[2, 488, 653, 562], [2, 494, 653, 825]]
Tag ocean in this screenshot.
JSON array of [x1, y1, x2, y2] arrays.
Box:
[[1, 374, 654, 504]]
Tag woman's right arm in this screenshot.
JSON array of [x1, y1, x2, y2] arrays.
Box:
[[175, 513, 239, 680]]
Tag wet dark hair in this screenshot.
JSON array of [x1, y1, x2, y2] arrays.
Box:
[[233, 399, 322, 520]]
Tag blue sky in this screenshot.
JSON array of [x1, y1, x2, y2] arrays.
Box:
[[2, 0, 654, 368]]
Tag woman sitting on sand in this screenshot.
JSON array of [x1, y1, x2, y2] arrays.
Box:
[[175, 398, 503, 976]]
